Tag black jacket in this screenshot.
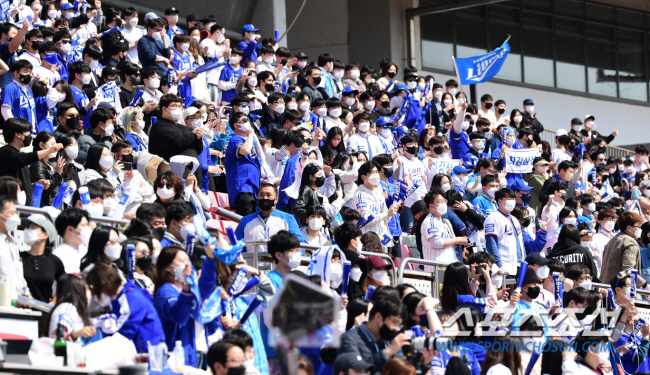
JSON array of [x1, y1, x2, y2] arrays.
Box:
[[149, 118, 204, 186], [293, 186, 320, 225], [339, 324, 403, 375], [546, 238, 600, 282], [581, 129, 616, 144], [522, 113, 544, 144], [29, 159, 63, 207], [539, 175, 575, 208], [0, 145, 38, 203], [340, 248, 368, 301]]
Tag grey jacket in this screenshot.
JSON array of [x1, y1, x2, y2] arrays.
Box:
[[338, 324, 401, 375]]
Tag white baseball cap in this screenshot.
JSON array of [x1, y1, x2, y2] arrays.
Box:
[[555, 129, 568, 137]]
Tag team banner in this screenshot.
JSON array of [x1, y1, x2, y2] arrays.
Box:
[[429, 159, 460, 175], [454, 41, 510, 84], [505, 148, 539, 174]]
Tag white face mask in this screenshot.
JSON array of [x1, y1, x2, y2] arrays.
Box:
[[308, 217, 323, 231], [441, 183, 451, 192], [103, 197, 118, 215], [358, 122, 370, 133], [132, 120, 145, 132], [525, 105, 534, 114], [48, 10, 57, 19], [380, 128, 392, 138], [229, 56, 240, 65], [264, 57, 274, 65], [217, 34, 225, 44], [577, 208, 583, 216], [635, 228, 643, 239], [536, 165, 547, 174], [573, 125, 583, 132], [129, 17, 138, 27], [433, 91, 443, 100], [536, 265, 550, 280], [316, 107, 328, 117], [350, 70, 360, 79], [151, 31, 161, 40], [564, 217, 577, 226], [487, 187, 498, 198], [462, 121, 470, 131], [367, 174, 380, 186], [364, 101, 375, 110], [285, 253, 301, 270], [104, 123, 114, 137], [504, 200, 516, 212], [354, 239, 363, 252], [89, 59, 99, 70], [330, 263, 343, 288], [190, 119, 202, 129], [239, 106, 250, 115], [156, 187, 175, 200], [99, 155, 114, 170], [407, 81, 417, 90], [74, 226, 93, 245], [273, 104, 285, 114], [443, 99, 452, 107], [98, 293, 112, 307], [238, 120, 251, 132], [24, 228, 41, 246], [436, 203, 447, 215], [588, 203, 596, 212], [491, 273, 503, 289], [506, 137, 515, 146], [81, 74, 92, 85], [149, 78, 160, 89], [344, 97, 355, 106], [334, 71, 344, 80], [329, 108, 342, 118], [17, 190, 26, 206], [609, 167, 616, 174], [299, 102, 310, 112], [297, 61, 307, 69], [350, 267, 362, 282], [170, 108, 183, 122], [579, 281, 592, 291], [104, 243, 122, 261], [448, 88, 457, 96], [371, 270, 390, 285], [604, 221, 615, 231], [179, 223, 196, 242], [513, 115, 523, 123]]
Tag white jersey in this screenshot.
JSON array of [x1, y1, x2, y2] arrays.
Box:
[[353, 185, 390, 240], [484, 210, 525, 275], [592, 229, 614, 276], [393, 155, 426, 207], [122, 26, 144, 65], [200, 38, 225, 84], [17, 51, 41, 69], [551, 148, 572, 164], [346, 133, 384, 160], [421, 213, 457, 271]]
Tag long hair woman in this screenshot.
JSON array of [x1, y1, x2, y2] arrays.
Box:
[[440, 262, 487, 312], [48, 274, 95, 341]]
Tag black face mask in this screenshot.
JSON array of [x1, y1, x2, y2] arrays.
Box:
[[381, 101, 390, 109], [405, 146, 417, 155], [227, 366, 246, 375], [258, 198, 275, 211], [484, 102, 493, 109], [497, 108, 505, 115], [567, 144, 576, 152], [526, 286, 540, 299], [311, 76, 322, 85], [264, 83, 275, 92], [561, 193, 568, 201], [304, 138, 313, 145], [22, 134, 32, 147], [66, 116, 81, 130], [433, 146, 444, 155], [522, 218, 531, 228], [575, 310, 589, 321], [616, 208, 625, 217], [314, 176, 325, 187], [115, 18, 123, 27], [121, 154, 134, 163], [379, 322, 400, 341], [31, 41, 43, 50], [386, 71, 397, 79], [154, 226, 166, 240], [130, 75, 141, 85], [136, 256, 153, 271], [541, 151, 551, 161], [383, 167, 393, 178], [19, 73, 31, 85]]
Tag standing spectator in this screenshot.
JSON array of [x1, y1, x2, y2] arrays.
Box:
[[121, 7, 143, 66], [581, 114, 618, 144], [0, 195, 28, 298], [224, 113, 260, 216], [0, 22, 28, 89], [78, 107, 114, 155], [29, 132, 65, 207], [421, 190, 468, 267], [1, 60, 36, 128], [0, 118, 62, 204], [149, 94, 204, 186], [601, 212, 647, 287], [218, 47, 244, 104], [53, 208, 91, 274], [302, 66, 324, 104], [485, 188, 525, 276], [164, 7, 184, 39], [20, 214, 63, 302], [137, 18, 171, 77], [520, 98, 544, 143], [238, 24, 260, 62]]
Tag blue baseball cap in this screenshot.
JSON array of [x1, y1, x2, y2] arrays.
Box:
[[391, 83, 409, 95], [508, 178, 533, 191], [394, 125, 410, 137], [573, 143, 587, 155], [242, 24, 259, 34], [61, 3, 74, 10], [341, 85, 359, 96], [453, 165, 472, 174], [375, 117, 394, 128], [523, 98, 534, 105]]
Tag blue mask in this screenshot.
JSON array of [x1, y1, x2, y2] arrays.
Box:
[[44, 53, 58, 65], [419, 313, 429, 329], [521, 193, 531, 205]]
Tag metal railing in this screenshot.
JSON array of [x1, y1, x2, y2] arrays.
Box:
[[539, 129, 634, 160], [215, 207, 243, 222], [359, 251, 397, 287], [16, 205, 56, 222], [397, 258, 451, 300]]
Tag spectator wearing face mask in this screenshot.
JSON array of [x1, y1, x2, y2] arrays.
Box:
[[301, 205, 330, 248], [421, 190, 468, 270], [393, 134, 427, 233], [347, 113, 383, 160], [472, 174, 499, 218], [353, 161, 398, 244], [218, 48, 244, 104], [484, 188, 525, 276], [276, 130, 305, 212], [601, 212, 647, 287], [79, 224, 125, 279], [0, 195, 29, 298], [224, 112, 261, 216], [160, 202, 196, 248], [137, 18, 171, 78], [511, 206, 547, 255], [581, 114, 618, 145], [53, 207, 91, 273], [547, 224, 600, 283]]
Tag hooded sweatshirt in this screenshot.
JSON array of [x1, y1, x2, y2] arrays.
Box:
[[546, 238, 600, 282]]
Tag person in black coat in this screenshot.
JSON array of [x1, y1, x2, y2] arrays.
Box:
[[29, 132, 64, 207], [581, 114, 618, 145], [0, 118, 62, 204], [333, 223, 368, 301], [148, 94, 204, 185], [546, 224, 600, 282]]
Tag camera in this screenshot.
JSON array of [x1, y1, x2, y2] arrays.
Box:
[[402, 328, 450, 375]]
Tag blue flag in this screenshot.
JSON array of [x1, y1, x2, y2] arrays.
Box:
[[454, 41, 510, 84]]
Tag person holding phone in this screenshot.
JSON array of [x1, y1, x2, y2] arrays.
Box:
[[111, 140, 155, 215]]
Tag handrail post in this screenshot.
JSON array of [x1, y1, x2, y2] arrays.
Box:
[[433, 265, 438, 300]]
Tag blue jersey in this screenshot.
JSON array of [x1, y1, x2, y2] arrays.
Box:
[[277, 152, 300, 211], [0, 42, 15, 89], [472, 192, 497, 217], [34, 97, 54, 133], [57, 51, 73, 81], [224, 134, 261, 205], [166, 25, 184, 39], [219, 64, 244, 103], [380, 179, 402, 237], [172, 49, 192, 72], [461, 148, 489, 168], [70, 85, 91, 129], [449, 126, 471, 160], [1, 81, 36, 128]]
